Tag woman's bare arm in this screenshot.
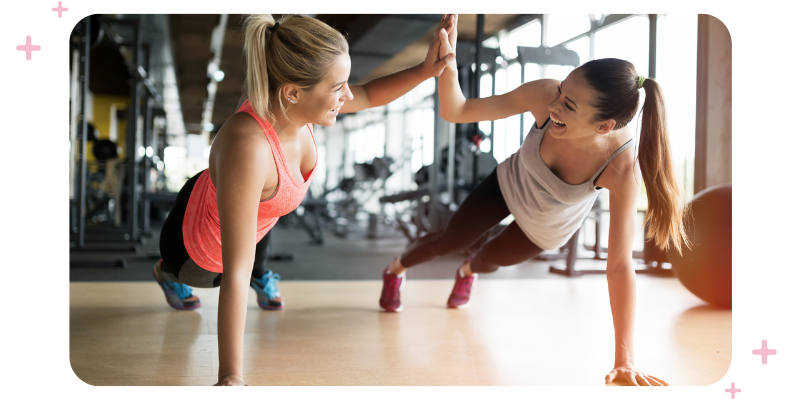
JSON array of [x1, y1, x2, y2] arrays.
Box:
[[435, 24, 557, 124], [341, 15, 456, 114], [600, 155, 668, 386], [213, 131, 270, 384]]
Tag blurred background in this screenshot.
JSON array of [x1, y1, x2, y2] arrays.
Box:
[[68, 14, 731, 281]]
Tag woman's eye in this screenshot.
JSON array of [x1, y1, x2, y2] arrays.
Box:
[[565, 103, 574, 111]]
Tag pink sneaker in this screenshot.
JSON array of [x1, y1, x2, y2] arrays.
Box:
[[379, 263, 405, 312], [447, 264, 476, 309]]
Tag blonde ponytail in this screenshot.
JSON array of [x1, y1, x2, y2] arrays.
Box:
[[242, 14, 349, 123], [243, 14, 277, 122]]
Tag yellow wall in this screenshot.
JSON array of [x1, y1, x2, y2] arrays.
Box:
[[89, 94, 129, 163]]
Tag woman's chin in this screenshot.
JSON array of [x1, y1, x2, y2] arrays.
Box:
[[319, 117, 336, 127]]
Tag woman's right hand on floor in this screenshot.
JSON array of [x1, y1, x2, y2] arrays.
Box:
[[214, 374, 249, 386]]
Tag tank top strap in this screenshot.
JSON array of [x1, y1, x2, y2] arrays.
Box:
[[590, 138, 634, 183], [237, 100, 292, 177]]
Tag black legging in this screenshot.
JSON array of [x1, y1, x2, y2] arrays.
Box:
[[159, 170, 272, 288], [399, 168, 543, 273]]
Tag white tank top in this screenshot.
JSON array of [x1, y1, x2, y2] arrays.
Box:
[[497, 118, 632, 250]]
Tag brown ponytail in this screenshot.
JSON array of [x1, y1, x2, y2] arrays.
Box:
[[580, 58, 689, 254], [638, 78, 690, 255]]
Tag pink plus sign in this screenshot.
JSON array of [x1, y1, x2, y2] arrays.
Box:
[[752, 339, 777, 364], [16, 36, 41, 60], [725, 382, 741, 399], [52, 2, 68, 18]]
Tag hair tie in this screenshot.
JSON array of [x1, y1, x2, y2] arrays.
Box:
[[268, 22, 280, 33], [637, 76, 646, 89]]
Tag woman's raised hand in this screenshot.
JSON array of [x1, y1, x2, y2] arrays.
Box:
[[422, 14, 458, 78], [437, 14, 457, 64]]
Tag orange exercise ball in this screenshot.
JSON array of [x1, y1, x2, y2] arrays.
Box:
[[668, 184, 732, 308]]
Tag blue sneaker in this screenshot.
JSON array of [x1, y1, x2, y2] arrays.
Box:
[[250, 270, 285, 310], [152, 260, 201, 310]]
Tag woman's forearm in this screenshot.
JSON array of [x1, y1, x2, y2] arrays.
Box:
[[606, 262, 637, 366], [217, 270, 252, 378], [437, 63, 467, 122], [359, 63, 431, 108]]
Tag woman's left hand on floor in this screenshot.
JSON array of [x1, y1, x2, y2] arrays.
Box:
[[214, 374, 249, 386], [605, 364, 669, 386]]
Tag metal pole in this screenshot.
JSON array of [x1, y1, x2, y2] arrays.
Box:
[[473, 14, 486, 190], [142, 92, 152, 237], [519, 64, 525, 146], [472, 15, 484, 99], [489, 63, 496, 157], [126, 15, 143, 241], [446, 112, 455, 202], [648, 14, 657, 79], [77, 18, 91, 249], [431, 80, 441, 229]]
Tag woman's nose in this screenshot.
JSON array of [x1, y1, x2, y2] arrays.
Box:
[[344, 84, 354, 101]]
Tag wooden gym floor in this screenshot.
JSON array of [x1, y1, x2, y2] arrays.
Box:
[[70, 276, 731, 386]]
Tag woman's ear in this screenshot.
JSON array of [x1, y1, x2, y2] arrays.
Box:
[[596, 119, 617, 135], [282, 84, 300, 103]]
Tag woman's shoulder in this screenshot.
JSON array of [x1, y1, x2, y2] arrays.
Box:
[[520, 79, 559, 124], [596, 133, 639, 193], [211, 113, 272, 164]]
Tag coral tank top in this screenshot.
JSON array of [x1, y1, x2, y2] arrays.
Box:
[[182, 100, 317, 273]]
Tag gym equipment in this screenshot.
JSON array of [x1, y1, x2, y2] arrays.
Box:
[[380, 145, 497, 243], [546, 199, 674, 277], [70, 15, 176, 269], [668, 184, 732, 308], [281, 156, 398, 244]]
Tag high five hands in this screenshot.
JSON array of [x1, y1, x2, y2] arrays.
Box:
[[422, 14, 459, 78]]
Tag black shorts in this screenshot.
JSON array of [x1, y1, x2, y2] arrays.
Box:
[[158, 170, 271, 288]]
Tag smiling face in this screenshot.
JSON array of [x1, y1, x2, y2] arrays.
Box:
[[547, 69, 616, 140], [288, 53, 354, 127]]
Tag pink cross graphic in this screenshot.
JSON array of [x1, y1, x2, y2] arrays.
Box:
[[752, 339, 777, 364], [725, 382, 741, 399], [16, 36, 41, 60], [52, 2, 68, 18]]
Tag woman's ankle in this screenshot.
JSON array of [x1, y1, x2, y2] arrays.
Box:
[[389, 258, 407, 275], [461, 261, 475, 277]]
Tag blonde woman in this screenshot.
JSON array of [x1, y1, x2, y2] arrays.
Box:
[[379, 15, 683, 386], [154, 14, 456, 386]]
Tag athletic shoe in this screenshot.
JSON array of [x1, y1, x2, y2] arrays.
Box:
[[152, 260, 201, 310], [447, 263, 477, 309], [250, 270, 285, 310], [379, 262, 405, 312]]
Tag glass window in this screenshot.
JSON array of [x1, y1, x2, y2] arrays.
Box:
[[504, 62, 523, 156], [565, 35, 590, 65], [656, 14, 698, 202], [494, 66, 508, 95], [505, 114, 521, 159], [479, 72, 494, 98], [507, 62, 522, 90], [594, 15, 650, 78], [493, 118, 507, 162], [523, 63, 541, 83], [545, 14, 591, 46], [509, 19, 542, 55], [543, 64, 575, 81]]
